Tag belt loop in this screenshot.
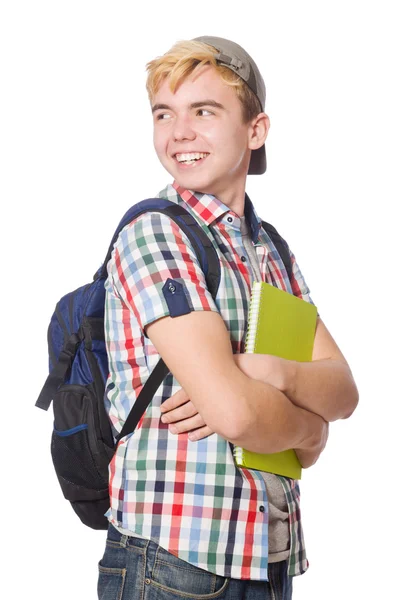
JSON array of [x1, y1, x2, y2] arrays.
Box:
[[119, 534, 128, 548]]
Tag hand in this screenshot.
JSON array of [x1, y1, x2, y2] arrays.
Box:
[[233, 353, 293, 394], [160, 388, 214, 441], [295, 417, 329, 468]]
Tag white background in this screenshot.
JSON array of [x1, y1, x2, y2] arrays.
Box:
[[1, 1, 396, 598]]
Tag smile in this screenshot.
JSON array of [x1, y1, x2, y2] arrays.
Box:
[[174, 152, 210, 166]]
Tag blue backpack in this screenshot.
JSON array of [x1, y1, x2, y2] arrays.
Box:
[[35, 197, 293, 530]]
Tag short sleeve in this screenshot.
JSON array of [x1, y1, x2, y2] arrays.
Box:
[[284, 242, 320, 318], [107, 211, 219, 333]]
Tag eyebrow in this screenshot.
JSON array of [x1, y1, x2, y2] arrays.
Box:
[[151, 100, 226, 114]]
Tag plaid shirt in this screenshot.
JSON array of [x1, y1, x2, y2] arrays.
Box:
[[104, 181, 314, 580]]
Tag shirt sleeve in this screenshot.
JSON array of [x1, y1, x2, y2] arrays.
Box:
[[270, 227, 320, 317], [107, 211, 219, 333], [282, 238, 320, 318]]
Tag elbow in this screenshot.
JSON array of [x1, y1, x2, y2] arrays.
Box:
[[341, 368, 359, 419], [196, 374, 275, 448], [216, 391, 276, 452], [342, 383, 359, 419], [194, 372, 258, 442], [325, 367, 359, 422], [211, 394, 254, 443], [326, 381, 359, 422], [215, 408, 252, 443]]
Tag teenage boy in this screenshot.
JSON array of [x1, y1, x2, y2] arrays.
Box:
[[98, 36, 358, 600]]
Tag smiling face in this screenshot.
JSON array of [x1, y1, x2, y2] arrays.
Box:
[[151, 66, 264, 210]]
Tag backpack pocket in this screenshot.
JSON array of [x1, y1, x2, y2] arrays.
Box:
[[51, 384, 114, 529]]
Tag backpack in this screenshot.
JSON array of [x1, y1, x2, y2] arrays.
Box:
[[35, 197, 293, 530]]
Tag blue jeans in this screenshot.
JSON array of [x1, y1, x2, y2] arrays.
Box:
[[98, 524, 293, 600]]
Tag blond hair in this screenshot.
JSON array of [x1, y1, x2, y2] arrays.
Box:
[[146, 40, 262, 123]]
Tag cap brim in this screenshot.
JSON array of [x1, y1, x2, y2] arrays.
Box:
[[248, 143, 266, 175]]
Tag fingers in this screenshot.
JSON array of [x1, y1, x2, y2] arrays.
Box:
[[188, 426, 214, 442], [160, 388, 214, 441], [160, 387, 190, 413], [161, 400, 198, 424], [168, 413, 206, 434], [171, 421, 214, 442]]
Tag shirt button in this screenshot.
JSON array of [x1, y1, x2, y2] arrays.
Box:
[[241, 256, 247, 262], [259, 505, 265, 513], [227, 217, 233, 223]]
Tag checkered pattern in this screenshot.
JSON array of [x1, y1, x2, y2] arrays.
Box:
[[104, 181, 314, 580]]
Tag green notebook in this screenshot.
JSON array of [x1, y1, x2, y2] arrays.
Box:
[[233, 281, 318, 479]]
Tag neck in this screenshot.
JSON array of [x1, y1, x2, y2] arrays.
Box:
[[189, 176, 247, 217], [215, 182, 246, 216]]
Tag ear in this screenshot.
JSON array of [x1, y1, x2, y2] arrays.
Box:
[[248, 113, 270, 150]]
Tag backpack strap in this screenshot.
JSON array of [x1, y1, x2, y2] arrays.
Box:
[[261, 220, 293, 282], [98, 199, 220, 299], [35, 332, 83, 410], [117, 353, 170, 442], [99, 199, 220, 442]]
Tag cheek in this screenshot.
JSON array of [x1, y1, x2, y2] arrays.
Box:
[[200, 123, 221, 143], [152, 133, 162, 156], [153, 128, 168, 157], [203, 122, 245, 148]]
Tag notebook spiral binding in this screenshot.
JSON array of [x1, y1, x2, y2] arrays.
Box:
[[245, 281, 263, 354]]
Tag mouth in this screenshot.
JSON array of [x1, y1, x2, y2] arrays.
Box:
[[173, 152, 210, 167]]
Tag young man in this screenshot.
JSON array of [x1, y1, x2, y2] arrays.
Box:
[[98, 36, 359, 599]]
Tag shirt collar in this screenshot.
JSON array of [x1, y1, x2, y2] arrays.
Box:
[[169, 181, 262, 241], [243, 192, 262, 243], [171, 181, 228, 226]]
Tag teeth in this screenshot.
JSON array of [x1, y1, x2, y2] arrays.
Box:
[[176, 152, 209, 163]]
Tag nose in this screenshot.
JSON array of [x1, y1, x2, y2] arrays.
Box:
[[172, 113, 196, 142]]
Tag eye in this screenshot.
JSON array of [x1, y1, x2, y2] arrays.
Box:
[[197, 108, 213, 116], [155, 113, 171, 121]]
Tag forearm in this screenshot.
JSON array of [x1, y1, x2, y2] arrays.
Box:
[[234, 353, 359, 422], [227, 377, 326, 455], [284, 358, 359, 422]]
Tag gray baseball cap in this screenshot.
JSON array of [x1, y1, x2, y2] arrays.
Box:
[[193, 36, 267, 175]]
